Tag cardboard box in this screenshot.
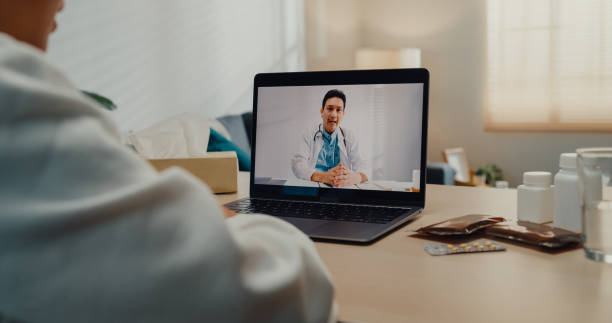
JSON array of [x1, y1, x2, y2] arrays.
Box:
[[148, 151, 238, 193]]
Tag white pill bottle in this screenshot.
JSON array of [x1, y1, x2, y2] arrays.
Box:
[[517, 171, 554, 223], [553, 153, 581, 232]]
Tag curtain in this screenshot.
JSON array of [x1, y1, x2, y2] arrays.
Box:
[[486, 0, 612, 131]]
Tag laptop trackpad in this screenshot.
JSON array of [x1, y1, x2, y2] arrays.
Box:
[[279, 217, 383, 241], [277, 217, 329, 233], [308, 221, 381, 239]]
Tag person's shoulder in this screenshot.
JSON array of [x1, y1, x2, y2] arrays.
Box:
[[340, 126, 355, 138], [0, 33, 70, 87], [0, 32, 116, 136], [301, 123, 319, 136], [0, 32, 37, 59]]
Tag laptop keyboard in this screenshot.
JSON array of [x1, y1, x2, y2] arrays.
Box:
[[225, 198, 410, 224]]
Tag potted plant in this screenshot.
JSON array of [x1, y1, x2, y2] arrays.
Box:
[[475, 163, 503, 187]]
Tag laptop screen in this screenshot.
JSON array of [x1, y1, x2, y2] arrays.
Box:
[[253, 82, 424, 193]]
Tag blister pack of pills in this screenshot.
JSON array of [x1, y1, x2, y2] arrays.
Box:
[[424, 239, 506, 256]]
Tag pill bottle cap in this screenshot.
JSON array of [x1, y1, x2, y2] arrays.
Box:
[[559, 153, 577, 169], [523, 171, 552, 186]]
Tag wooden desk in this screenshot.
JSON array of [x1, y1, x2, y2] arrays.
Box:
[[219, 172, 612, 323]]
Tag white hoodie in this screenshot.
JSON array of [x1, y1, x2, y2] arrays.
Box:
[[0, 32, 335, 323]]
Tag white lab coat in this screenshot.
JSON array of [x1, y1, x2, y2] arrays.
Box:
[[0, 32, 335, 323], [292, 123, 367, 181]]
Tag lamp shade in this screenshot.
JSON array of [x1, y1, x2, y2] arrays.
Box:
[[355, 48, 421, 69]]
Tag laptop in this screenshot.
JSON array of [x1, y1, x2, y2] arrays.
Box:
[[226, 68, 429, 243]]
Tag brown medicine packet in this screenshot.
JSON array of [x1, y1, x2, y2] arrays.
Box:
[[416, 214, 505, 236], [484, 220, 581, 248]]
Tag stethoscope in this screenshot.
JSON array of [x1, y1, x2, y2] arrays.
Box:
[[313, 123, 347, 148]]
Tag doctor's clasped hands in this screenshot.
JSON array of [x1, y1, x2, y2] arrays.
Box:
[[311, 162, 364, 187]]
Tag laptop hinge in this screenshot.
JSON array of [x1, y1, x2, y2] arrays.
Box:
[[250, 197, 413, 210]]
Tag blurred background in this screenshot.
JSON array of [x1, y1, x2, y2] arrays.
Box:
[[48, 0, 612, 186]]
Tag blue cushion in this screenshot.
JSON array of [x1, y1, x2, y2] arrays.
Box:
[[426, 162, 456, 185], [217, 114, 251, 156], [207, 128, 251, 171]]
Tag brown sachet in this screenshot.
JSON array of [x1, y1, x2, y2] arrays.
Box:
[[416, 214, 506, 236], [484, 220, 581, 248]]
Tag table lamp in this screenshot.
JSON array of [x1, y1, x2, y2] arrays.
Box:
[[355, 48, 421, 69]]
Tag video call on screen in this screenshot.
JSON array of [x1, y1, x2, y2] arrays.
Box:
[[254, 83, 424, 192]]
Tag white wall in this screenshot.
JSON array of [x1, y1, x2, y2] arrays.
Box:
[[304, 0, 362, 70], [254, 84, 423, 181], [47, 0, 305, 131], [305, 0, 612, 186]]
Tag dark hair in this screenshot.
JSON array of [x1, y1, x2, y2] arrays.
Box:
[[321, 89, 346, 110]]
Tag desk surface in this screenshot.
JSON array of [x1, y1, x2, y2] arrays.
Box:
[[218, 172, 612, 323]]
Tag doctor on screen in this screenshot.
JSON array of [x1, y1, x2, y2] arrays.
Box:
[[292, 89, 368, 187]]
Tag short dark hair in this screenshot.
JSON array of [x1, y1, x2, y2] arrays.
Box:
[[321, 89, 346, 110]]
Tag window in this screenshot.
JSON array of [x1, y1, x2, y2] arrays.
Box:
[[486, 0, 612, 131]]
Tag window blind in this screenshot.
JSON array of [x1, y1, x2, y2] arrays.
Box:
[[486, 0, 612, 131]]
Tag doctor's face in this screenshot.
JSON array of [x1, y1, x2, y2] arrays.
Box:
[[0, 0, 65, 51], [321, 97, 345, 134]]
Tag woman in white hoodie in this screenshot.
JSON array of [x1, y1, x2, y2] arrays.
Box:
[[0, 1, 335, 322]]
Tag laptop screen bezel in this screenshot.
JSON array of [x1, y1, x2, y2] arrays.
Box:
[[249, 68, 429, 208]]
